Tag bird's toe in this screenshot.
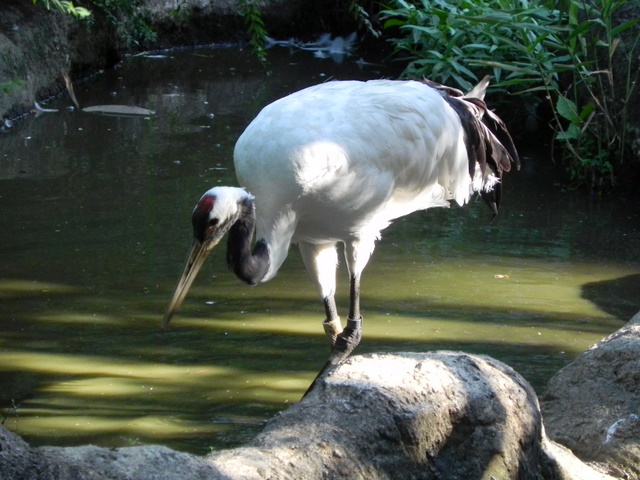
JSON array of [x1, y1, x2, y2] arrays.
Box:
[[323, 317, 343, 349], [329, 316, 362, 364]]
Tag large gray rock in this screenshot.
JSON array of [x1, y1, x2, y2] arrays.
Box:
[[209, 351, 612, 480], [0, 425, 219, 480], [542, 312, 640, 479], [0, 351, 615, 480]]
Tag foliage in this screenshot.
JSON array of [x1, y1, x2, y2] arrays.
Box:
[[32, 0, 269, 64], [380, 0, 548, 90], [236, 0, 270, 67], [32, 0, 91, 18], [553, 0, 639, 189], [0, 79, 23, 94], [380, 0, 639, 191], [170, 0, 192, 23], [32, 0, 156, 48], [1, 400, 19, 426], [89, 0, 157, 48], [350, 0, 382, 38]]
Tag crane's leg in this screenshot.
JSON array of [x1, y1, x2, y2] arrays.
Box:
[[326, 238, 372, 363], [328, 272, 362, 364], [304, 271, 364, 398], [299, 242, 343, 347], [302, 239, 371, 398], [322, 295, 342, 347]]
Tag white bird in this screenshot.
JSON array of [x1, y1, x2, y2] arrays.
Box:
[[162, 77, 519, 372]]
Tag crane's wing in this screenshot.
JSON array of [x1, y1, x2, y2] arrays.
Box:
[[440, 79, 520, 219], [234, 79, 519, 239]]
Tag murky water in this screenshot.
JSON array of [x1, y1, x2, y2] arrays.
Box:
[[1, 46, 639, 454]]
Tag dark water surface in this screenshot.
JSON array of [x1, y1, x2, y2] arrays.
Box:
[[1, 46, 639, 454]]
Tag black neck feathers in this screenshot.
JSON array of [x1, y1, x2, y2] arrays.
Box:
[[226, 197, 270, 285]]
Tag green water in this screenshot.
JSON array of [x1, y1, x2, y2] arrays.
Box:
[[0, 46, 638, 454]]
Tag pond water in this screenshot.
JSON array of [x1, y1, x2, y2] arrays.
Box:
[[1, 45, 639, 455]]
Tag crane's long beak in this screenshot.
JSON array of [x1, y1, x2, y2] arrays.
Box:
[[162, 238, 218, 328]]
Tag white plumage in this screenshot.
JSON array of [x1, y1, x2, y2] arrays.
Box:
[[163, 78, 519, 372]]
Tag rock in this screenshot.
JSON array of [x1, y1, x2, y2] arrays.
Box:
[[209, 351, 613, 480], [0, 426, 50, 480], [0, 1, 74, 119], [0, 351, 615, 480], [542, 311, 640, 479], [39, 444, 220, 480], [2, 422, 220, 480]]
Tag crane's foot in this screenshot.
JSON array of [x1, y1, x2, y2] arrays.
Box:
[[328, 316, 362, 366], [303, 316, 362, 398], [322, 317, 343, 348]]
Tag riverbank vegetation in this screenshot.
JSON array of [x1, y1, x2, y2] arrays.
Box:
[[377, 0, 639, 192], [34, 0, 156, 46]]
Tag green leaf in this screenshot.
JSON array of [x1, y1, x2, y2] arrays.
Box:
[[556, 96, 581, 123], [611, 19, 639, 36], [579, 103, 595, 120], [555, 123, 580, 141], [469, 60, 538, 75], [383, 19, 407, 28]]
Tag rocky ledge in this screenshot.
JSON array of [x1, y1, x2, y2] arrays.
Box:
[[542, 311, 640, 479]]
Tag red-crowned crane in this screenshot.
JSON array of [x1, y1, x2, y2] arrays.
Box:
[[162, 77, 519, 374]]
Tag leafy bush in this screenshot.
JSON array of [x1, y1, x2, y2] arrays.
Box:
[[88, 0, 157, 48], [237, 0, 269, 67], [33, 0, 156, 48], [33, 0, 91, 18], [33, 0, 268, 61], [380, 0, 639, 191], [379, 0, 563, 90]]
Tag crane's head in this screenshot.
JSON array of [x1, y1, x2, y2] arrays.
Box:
[[162, 186, 253, 328]]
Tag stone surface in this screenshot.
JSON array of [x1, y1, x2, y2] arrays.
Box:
[[0, 0, 74, 119], [542, 311, 640, 479], [207, 352, 613, 480], [210, 352, 544, 479]]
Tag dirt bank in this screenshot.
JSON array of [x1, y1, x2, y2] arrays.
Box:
[[0, 0, 366, 120]]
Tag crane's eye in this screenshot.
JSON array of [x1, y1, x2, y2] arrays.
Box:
[[209, 218, 219, 227]]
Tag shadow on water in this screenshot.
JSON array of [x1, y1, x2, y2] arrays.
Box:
[[0, 45, 639, 454], [581, 273, 640, 321]]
